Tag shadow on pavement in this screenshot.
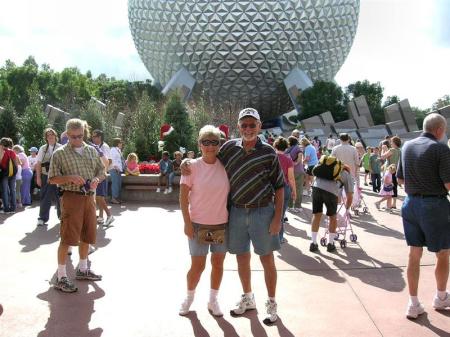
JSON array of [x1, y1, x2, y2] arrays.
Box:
[[228, 310, 269, 337], [37, 263, 105, 337], [277, 243, 346, 283], [349, 212, 405, 240], [410, 312, 450, 337], [186, 312, 211, 337], [19, 223, 61, 252]]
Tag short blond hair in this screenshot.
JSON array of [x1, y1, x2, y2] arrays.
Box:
[[66, 118, 85, 132], [198, 125, 221, 142]]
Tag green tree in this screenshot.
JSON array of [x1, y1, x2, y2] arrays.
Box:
[[163, 92, 195, 155], [411, 106, 430, 130], [432, 94, 450, 110], [0, 102, 20, 143], [346, 80, 384, 124], [382, 95, 401, 108], [297, 80, 347, 122], [20, 82, 48, 150], [80, 100, 104, 133]]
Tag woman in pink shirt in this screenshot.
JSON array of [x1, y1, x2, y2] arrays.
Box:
[[179, 125, 230, 317]]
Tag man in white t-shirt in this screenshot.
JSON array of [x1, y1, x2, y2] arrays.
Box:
[[331, 133, 359, 179]]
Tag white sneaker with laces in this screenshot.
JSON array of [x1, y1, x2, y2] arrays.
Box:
[[179, 297, 194, 316], [231, 294, 256, 315], [406, 302, 425, 319], [207, 301, 223, 317], [263, 299, 278, 324], [104, 216, 115, 227], [433, 292, 450, 309], [156, 188, 161, 193]]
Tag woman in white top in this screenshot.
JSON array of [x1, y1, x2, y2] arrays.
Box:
[[179, 125, 230, 317], [109, 138, 124, 204]]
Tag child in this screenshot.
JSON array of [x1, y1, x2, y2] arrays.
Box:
[[125, 153, 140, 176], [360, 147, 372, 186], [157, 151, 173, 193], [375, 164, 396, 211]]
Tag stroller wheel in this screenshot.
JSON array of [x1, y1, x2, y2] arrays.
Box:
[[320, 238, 327, 247], [363, 207, 368, 213], [340, 240, 347, 248], [354, 209, 359, 216], [350, 234, 358, 242]]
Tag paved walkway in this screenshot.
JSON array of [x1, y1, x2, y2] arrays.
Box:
[[0, 184, 449, 337]]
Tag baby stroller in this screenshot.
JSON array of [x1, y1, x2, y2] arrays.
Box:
[[351, 186, 369, 216], [320, 203, 358, 248]]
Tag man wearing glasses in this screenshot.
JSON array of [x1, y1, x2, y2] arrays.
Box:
[[48, 119, 106, 293], [218, 108, 284, 324]]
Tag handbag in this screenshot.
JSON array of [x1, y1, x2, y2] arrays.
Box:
[[383, 184, 394, 192], [197, 223, 226, 245]]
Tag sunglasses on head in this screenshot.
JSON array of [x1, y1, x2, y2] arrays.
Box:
[[69, 134, 84, 140], [239, 123, 257, 129], [201, 139, 220, 146]]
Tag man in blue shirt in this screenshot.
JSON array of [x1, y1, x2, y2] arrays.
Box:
[[397, 113, 450, 319]]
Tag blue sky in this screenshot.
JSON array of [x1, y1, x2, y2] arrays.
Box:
[[1, 0, 449, 109]]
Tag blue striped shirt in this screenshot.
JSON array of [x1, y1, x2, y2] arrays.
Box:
[[217, 138, 285, 204], [397, 133, 450, 195]]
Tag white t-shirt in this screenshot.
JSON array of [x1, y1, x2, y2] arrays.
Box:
[[180, 158, 230, 225], [28, 156, 38, 170]]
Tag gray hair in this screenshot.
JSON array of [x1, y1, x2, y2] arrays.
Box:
[[423, 113, 446, 133], [12, 145, 24, 153], [198, 125, 221, 142], [66, 118, 85, 132]]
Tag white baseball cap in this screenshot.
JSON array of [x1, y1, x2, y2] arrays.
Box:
[[238, 108, 260, 121]]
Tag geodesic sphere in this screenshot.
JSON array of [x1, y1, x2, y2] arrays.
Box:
[[128, 0, 360, 119]]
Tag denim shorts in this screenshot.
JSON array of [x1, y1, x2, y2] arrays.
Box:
[[228, 203, 281, 256], [401, 195, 450, 252], [95, 180, 108, 197], [188, 223, 228, 256]]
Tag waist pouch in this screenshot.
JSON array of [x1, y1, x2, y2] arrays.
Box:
[[197, 223, 226, 245]]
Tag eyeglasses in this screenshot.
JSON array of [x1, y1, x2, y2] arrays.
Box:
[[200, 139, 220, 146], [68, 134, 84, 140], [239, 123, 257, 129]]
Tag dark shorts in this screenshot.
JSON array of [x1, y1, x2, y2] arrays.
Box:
[[401, 195, 450, 252], [306, 165, 315, 176], [95, 180, 108, 197], [60, 192, 97, 246], [312, 187, 338, 216]]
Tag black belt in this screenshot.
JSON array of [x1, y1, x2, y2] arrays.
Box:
[[410, 194, 447, 199], [233, 200, 271, 209], [63, 190, 95, 196]]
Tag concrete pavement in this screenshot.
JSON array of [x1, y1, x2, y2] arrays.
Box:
[[0, 184, 449, 337]]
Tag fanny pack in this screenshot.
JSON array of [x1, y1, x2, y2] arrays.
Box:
[[383, 184, 394, 192], [197, 223, 226, 245]]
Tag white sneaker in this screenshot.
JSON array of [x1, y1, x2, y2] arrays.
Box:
[[263, 299, 278, 324], [231, 294, 256, 315], [97, 217, 104, 225], [163, 189, 169, 194], [179, 297, 194, 316], [104, 216, 115, 227], [207, 300, 223, 317], [433, 292, 450, 309], [156, 188, 161, 193], [37, 219, 45, 226], [406, 302, 425, 319], [168, 187, 173, 193]]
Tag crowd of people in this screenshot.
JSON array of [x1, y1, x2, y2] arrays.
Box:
[[0, 109, 448, 324]]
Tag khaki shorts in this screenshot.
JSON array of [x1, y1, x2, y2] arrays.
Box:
[[60, 191, 97, 246]]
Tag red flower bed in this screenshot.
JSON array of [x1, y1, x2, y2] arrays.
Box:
[[138, 163, 160, 174]]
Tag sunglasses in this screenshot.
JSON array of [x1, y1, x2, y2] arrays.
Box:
[[239, 123, 257, 129], [68, 134, 84, 140], [201, 139, 220, 146]]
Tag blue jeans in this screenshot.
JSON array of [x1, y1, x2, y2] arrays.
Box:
[[109, 170, 122, 199], [1, 176, 16, 212], [21, 168, 33, 205], [280, 184, 291, 241], [38, 174, 60, 222]]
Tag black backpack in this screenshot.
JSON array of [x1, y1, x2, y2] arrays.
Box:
[[312, 155, 343, 181]]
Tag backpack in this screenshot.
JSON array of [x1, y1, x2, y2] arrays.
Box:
[[2, 151, 18, 178], [312, 155, 343, 181]]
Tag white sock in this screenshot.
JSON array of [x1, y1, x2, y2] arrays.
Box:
[[437, 290, 448, 300], [409, 296, 420, 306], [187, 289, 195, 299], [244, 292, 253, 299], [57, 264, 67, 280], [209, 289, 219, 302], [269, 296, 276, 303], [78, 258, 88, 272], [311, 232, 318, 244], [328, 233, 336, 243]]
